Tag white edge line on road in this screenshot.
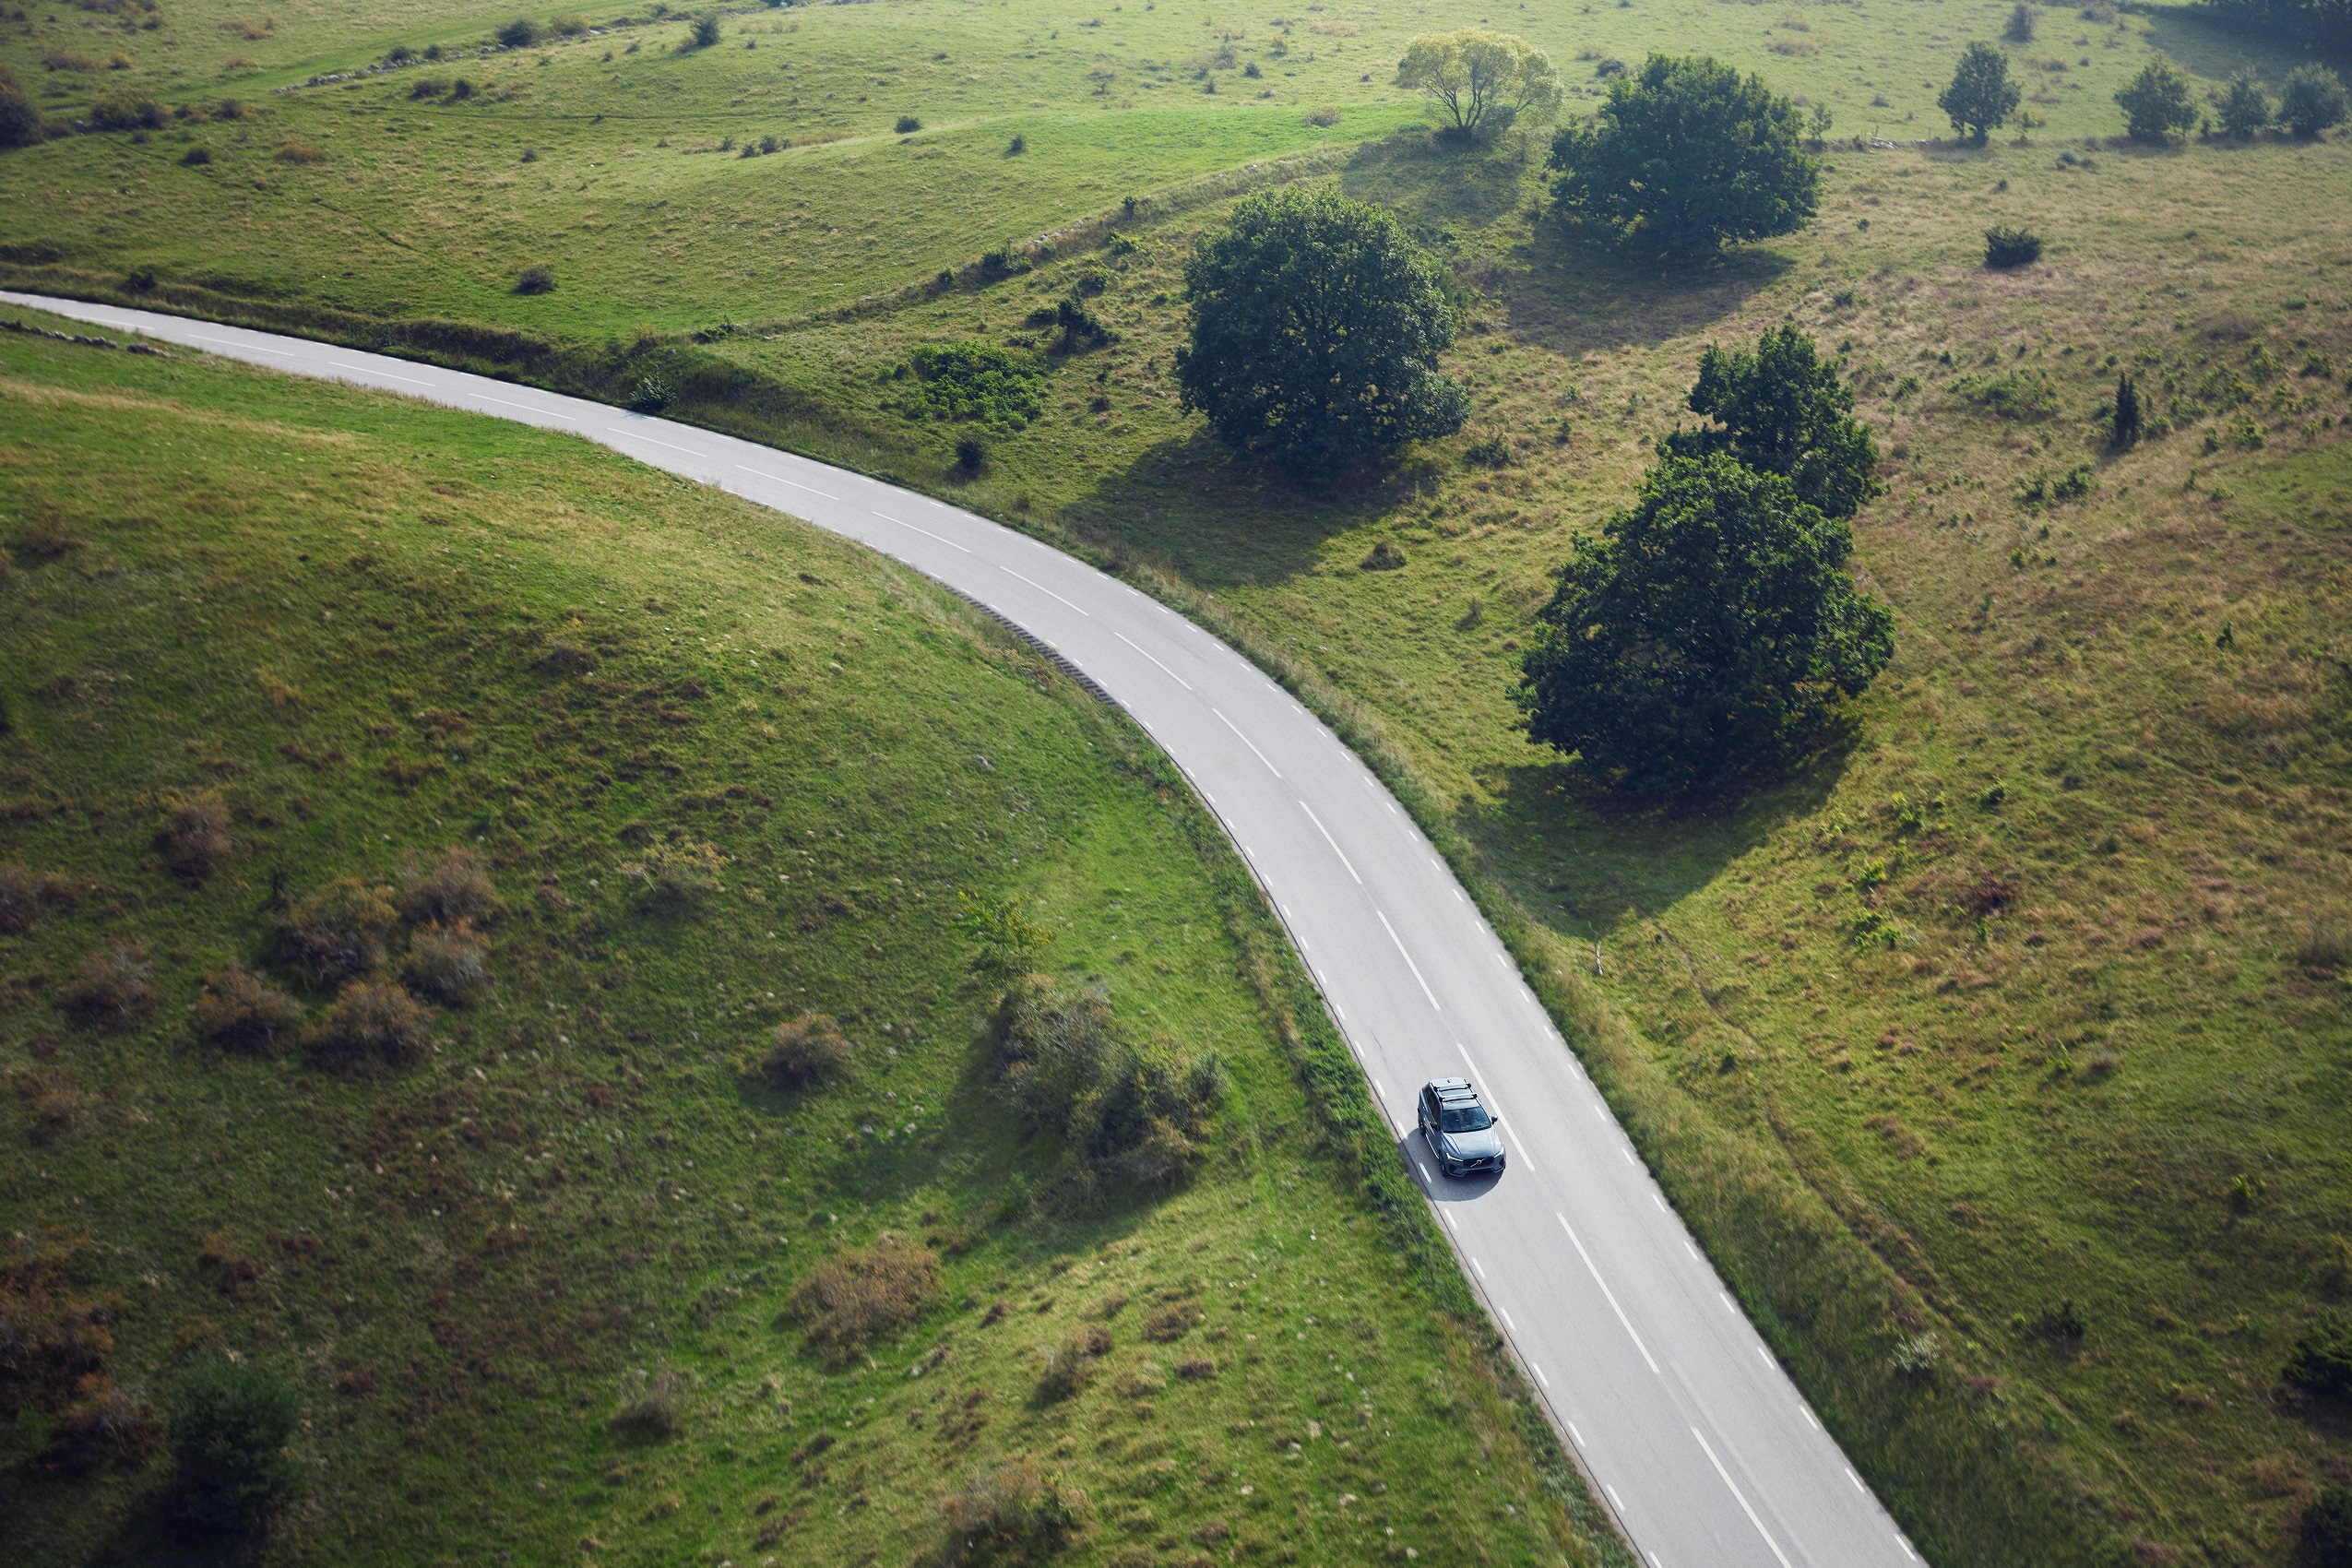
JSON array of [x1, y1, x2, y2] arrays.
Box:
[[1297, 800, 1361, 885], [1112, 629, 1191, 690], [1847, 1468, 1866, 1493], [1471, 1257, 1487, 1280], [1499, 1305, 1516, 1332], [1531, 1360, 1550, 1389], [870, 508, 968, 551], [191, 333, 294, 355], [733, 462, 838, 501], [332, 361, 432, 386], [1756, 1346, 1774, 1370], [1374, 909, 1441, 1014], [607, 426, 702, 457], [1605, 1484, 1626, 1512], [1559, 1214, 1660, 1375], [472, 391, 575, 421], [1000, 564, 1091, 617], [1567, 1419, 1583, 1445], [1800, 1406, 1820, 1431], [1211, 708, 1279, 777], [1691, 1426, 1796, 1568]]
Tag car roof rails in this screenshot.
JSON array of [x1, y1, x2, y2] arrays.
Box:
[[1428, 1076, 1471, 1092]]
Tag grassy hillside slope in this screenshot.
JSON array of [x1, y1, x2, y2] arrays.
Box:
[[0, 315, 1614, 1568]]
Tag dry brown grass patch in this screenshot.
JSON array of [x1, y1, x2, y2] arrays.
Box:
[[743, 1011, 851, 1087], [286, 877, 398, 982], [401, 920, 489, 1004], [397, 846, 504, 926], [154, 789, 232, 881], [58, 944, 154, 1029], [788, 1234, 941, 1362]]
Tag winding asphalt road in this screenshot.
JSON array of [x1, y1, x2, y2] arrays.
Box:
[[7, 291, 1921, 1568]]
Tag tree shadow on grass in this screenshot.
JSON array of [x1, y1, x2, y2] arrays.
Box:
[[2139, 6, 2312, 81], [1458, 740, 1858, 944], [1493, 223, 1796, 361], [1059, 427, 1443, 590], [1337, 125, 1541, 237]]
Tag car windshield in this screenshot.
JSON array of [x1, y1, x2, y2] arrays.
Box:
[[1439, 1102, 1491, 1133]]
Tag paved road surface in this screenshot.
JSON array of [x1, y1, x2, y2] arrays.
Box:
[[6, 291, 1923, 1568]]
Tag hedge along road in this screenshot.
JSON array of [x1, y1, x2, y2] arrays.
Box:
[[6, 291, 1920, 1568]]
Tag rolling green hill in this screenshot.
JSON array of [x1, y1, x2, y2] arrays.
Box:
[[0, 314, 1612, 1567]]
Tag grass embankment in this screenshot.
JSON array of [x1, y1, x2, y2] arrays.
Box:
[[0, 315, 1617, 1567], [7, 0, 2352, 1561]]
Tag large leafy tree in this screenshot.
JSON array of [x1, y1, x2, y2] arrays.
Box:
[[1395, 29, 1563, 142], [1548, 54, 1819, 261], [1939, 42, 2022, 145], [2116, 58, 2198, 142], [1176, 186, 1468, 478], [1660, 325, 1883, 519], [1517, 455, 1895, 794]]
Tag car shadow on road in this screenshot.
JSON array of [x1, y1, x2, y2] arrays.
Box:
[[1395, 1128, 1507, 1206]]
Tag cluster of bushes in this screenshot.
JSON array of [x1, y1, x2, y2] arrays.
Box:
[[986, 974, 1224, 1188], [941, 1459, 1087, 1564], [2211, 63, 2349, 137], [1518, 326, 1895, 795], [409, 76, 478, 101], [171, 848, 501, 1071], [887, 340, 1048, 429]]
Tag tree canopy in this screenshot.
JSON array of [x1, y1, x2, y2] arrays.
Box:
[[1517, 455, 1895, 795], [2279, 62, 2349, 137], [1395, 29, 1562, 141], [2215, 70, 2273, 136], [2116, 58, 2198, 142], [1939, 42, 2022, 145], [1175, 186, 1468, 478], [1659, 325, 1884, 519], [1547, 54, 1819, 261]]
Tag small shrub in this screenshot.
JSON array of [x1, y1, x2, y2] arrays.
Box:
[[305, 978, 434, 1073], [495, 17, 542, 48], [1304, 105, 1341, 126], [1143, 1301, 1205, 1341], [746, 1011, 850, 1087], [1006, 132, 1027, 153], [0, 861, 68, 933], [2110, 370, 2142, 448], [447, 77, 475, 101], [1953, 367, 2058, 420], [619, 840, 729, 910], [514, 264, 555, 294], [1463, 434, 1512, 467], [168, 1359, 300, 1532], [628, 374, 673, 412], [1891, 1330, 1941, 1378], [2003, 2, 2037, 41], [790, 1234, 943, 1362], [688, 11, 720, 47], [155, 789, 232, 880], [401, 921, 489, 1004], [13, 511, 82, 561], [1036, 1325, 1112, 1401], [44, 1384, 160, 1476], [1983, 225, 2041, 268], [609, 1369, 684, 1438], [179, 144, 210, 165], [398, 846, 504, 926], [1360, 539, 1408, 570], [0, 65, 46, 149], [1175, 1357, 1218, 1380], [941, 1459, 1086, 1564], [195, 964, 303, 1054], [89, 90, 166, 130], [2278, 63, 2349, 138], [287, 877, 398, 981], [18, 1067, 82, 1132], [896, 113, 922, 133], [2030, 1297, 2087, 1348], [2288, 1315, 2352, 1401], [409, 76, 449, 99], [274, 139, 326, 164], [61, 944, 155, 1028]]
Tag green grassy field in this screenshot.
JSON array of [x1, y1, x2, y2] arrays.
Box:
[[0, 314, 1616, 1567], [8, 0, 2352, 1562]]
